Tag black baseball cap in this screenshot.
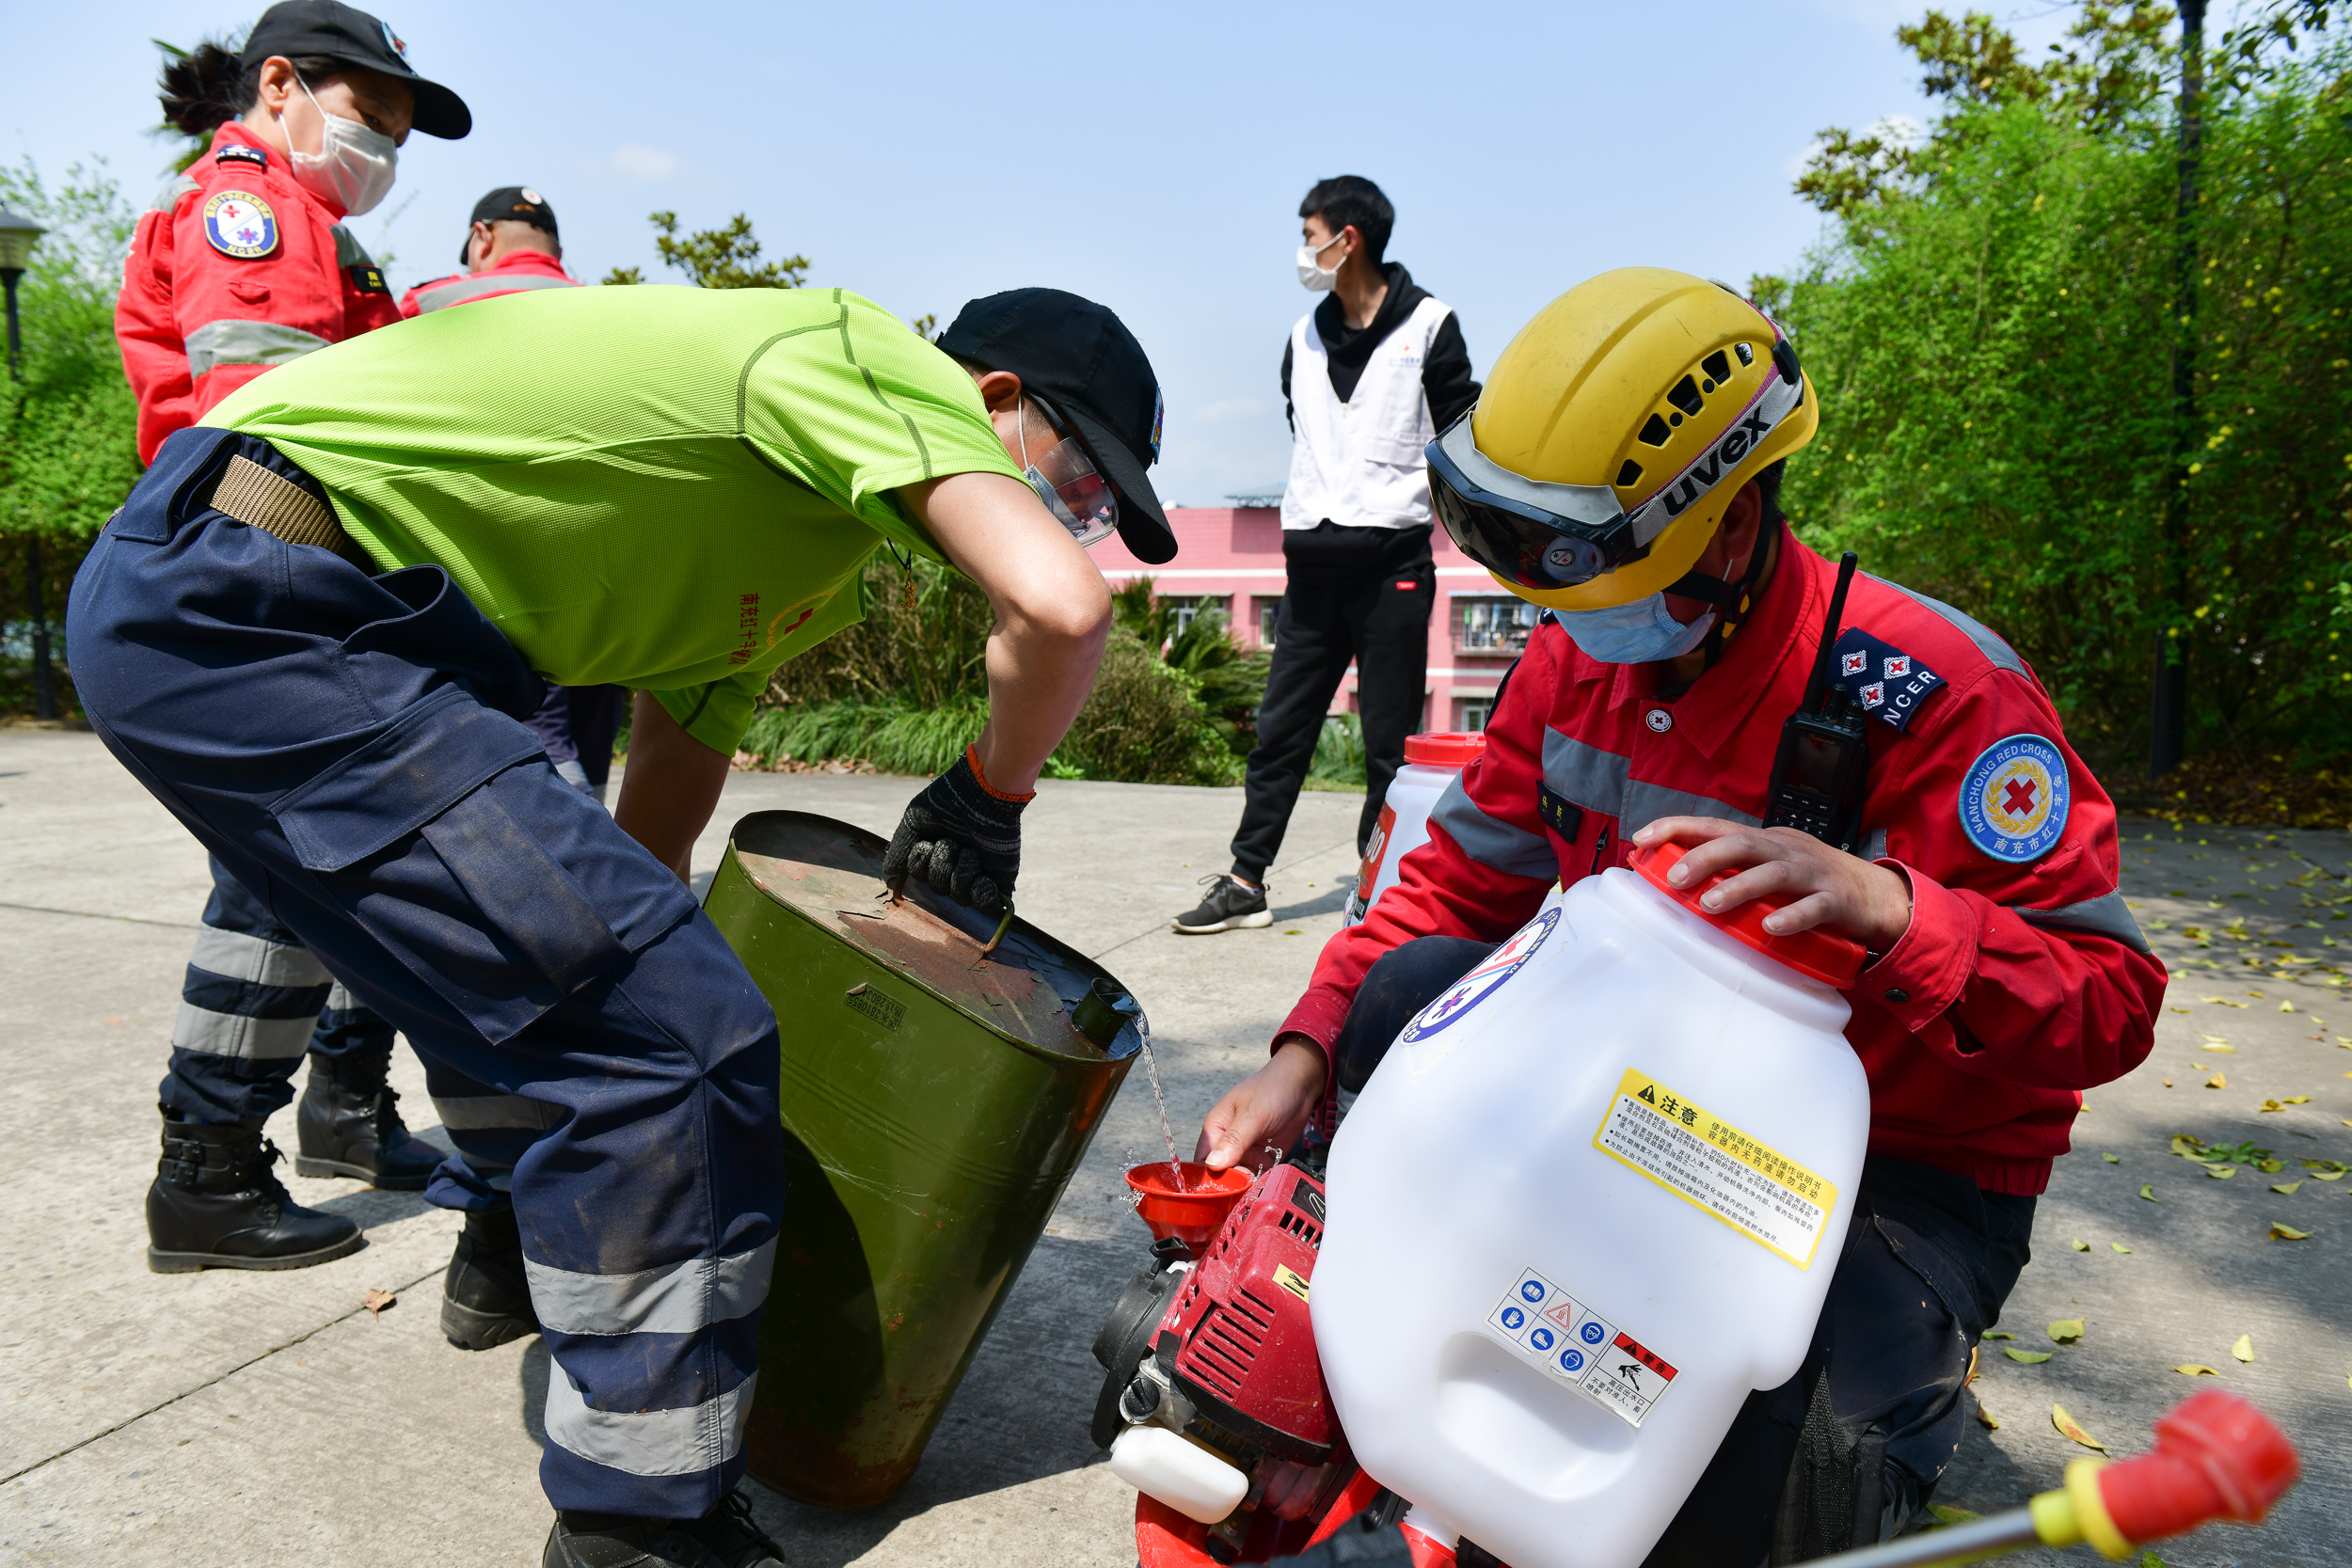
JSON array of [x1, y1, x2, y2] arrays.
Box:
[[939, 289, 1175, 565], [461, 186, 557, 262], [241, 1, 471, 139]]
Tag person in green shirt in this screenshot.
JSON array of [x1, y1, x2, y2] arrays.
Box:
[[70, 283, 1170, 1565]]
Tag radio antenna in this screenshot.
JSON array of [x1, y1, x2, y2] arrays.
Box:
[[1801, 552, 1861, 714]]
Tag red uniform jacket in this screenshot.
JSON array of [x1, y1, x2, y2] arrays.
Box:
[[1284, 530, 2165, 1195], [398, 248, 579, 318], [116, 122, 399, 466]]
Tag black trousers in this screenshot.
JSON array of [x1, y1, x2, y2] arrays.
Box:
[[1334, 937, 2037, 1565], [1230, 523, 1436, 880]]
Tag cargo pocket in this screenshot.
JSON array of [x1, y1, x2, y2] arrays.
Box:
[[271, 685, 693, 1043]]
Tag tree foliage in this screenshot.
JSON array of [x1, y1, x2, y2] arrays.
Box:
[[1774, 8, 2352, 773], [600, 211, 809, 289]]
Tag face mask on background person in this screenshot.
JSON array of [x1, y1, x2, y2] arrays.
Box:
[[286, 76, 400, 215], [1295, 231, 1344, 293], [1553, 593, 1716, 665]]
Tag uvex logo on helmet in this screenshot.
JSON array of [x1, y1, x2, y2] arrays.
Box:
[[1653, 406, 1774, 519], [1626, 355, 1805, 543]]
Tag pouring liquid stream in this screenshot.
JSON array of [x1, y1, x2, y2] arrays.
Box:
[[1135, 1037, 1184, 1190]]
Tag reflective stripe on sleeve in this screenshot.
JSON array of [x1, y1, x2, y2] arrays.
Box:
[[1620, 782, 1760, 836], [150, 173, 201, 213], [1540, 732, 1629, 816], [525, 1238, 779, 1337], [412, 273, 579, 312], [2017, 891, 2153, 957], [184, 319, 333, 379], [1429, 775, 1555, 879], [1881, 579, 2027, 677], [171, 1002, 315, 1060], [544, 1369, 756, 1478], [188, 926, 333, 988], [328, 223, 374, 269], [434, 1093, 564, 1132]]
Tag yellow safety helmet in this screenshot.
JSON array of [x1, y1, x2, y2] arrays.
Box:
[[1425, 267, 1820, 611]]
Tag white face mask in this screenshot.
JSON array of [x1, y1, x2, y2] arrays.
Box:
[[1295, 232, 1344, 293], [1554, 594, 1716, 664], [287, 77, 399, 215]]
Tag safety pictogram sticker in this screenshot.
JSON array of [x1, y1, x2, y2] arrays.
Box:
[[1479, 1265, 1675, 1429], [1593, 1068, 1838, 1269]]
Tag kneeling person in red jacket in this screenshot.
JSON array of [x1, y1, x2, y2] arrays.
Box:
[[399, 184, 576, 316], [1195, 269, 2166, 1564]]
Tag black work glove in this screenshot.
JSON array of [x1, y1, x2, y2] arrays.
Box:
[[882, 746, 1031, 917]]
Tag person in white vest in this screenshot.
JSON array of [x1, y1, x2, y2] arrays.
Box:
[[1175, 175, 1478, 934]]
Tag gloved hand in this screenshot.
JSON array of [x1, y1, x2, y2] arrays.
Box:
[[882, 745, 1032, 917]]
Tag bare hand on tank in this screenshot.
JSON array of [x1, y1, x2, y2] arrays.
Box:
[[1196, 1038, 1326, 1172], [1631, 816, 1914, 953]]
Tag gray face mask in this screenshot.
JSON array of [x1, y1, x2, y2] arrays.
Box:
[[1553, 594, 1716, 664]]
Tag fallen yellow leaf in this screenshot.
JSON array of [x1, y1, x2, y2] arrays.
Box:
[[2005, 1348, 2053, 1364], [1982, 1331, 2016, 1340], [2102, 1151, 2120, 1163], [2259, 1100, 2284, 1112], [360, 1288, 396, 1317], [2270, 1222, 2312, 1241], [2312, 1170, 2344, 1181], [2049, 1319, 2085, 1344], [2172, 1364, 2219, 1376], [1926, 1503, 1982, 1526], [2280, 1000, 2297, 1012], [1976, 1403, 2000, 1430], [2140, 1184, 2159, 1201], [2169, 1005, 2190, 1013], [2271, 1182, 2302, 1194], [2280, 1095, 2311, 1103], [2112, 1243, 2133, 1253], [2072, 1238, 2091, 1251], [2206, 1164, 2237, 1179], [2052, 1404, 2106, 1451], [2232, 1334, 2255, 1363]]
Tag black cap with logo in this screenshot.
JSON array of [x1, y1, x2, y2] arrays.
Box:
[[241, 0, 471, 139], [938, 289, 1175, 565], [462, 186, 557, 262]]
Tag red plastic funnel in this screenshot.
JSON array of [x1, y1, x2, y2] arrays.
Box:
[[1126, 1163, 1253, 1251]]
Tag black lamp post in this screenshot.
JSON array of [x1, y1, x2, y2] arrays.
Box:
[[0, 201, 56, 721]]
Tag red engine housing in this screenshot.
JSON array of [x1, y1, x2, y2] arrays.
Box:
[[1154, 1162, 1335, 1462]]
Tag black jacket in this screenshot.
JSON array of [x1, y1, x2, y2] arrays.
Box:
[[1279, 262, 1480, 433]]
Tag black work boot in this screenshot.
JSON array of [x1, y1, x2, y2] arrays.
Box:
[[443, 1206, 539, 1351], [295, 1050, 443, 1189], [545, 1492, 787, 1568], [147, 1113, 365, 1274]]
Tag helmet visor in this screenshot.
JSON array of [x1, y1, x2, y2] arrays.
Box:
[[1424, 416, 1639, 591]]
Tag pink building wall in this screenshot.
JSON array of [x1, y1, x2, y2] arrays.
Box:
[[1089, 507, 1537, 734]]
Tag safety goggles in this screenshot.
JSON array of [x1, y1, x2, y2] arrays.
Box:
[[1425, 415, 1640, 590], [1426, 340, 1807, 592], [1025, 393, 1119, 549]]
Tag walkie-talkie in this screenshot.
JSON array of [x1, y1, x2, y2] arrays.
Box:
[[1763, 551, 1868, 853]]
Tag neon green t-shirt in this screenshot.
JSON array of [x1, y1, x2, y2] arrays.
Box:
[[203, 284, 1019, 754]]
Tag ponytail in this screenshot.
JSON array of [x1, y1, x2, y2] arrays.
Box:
[[157, 38, 342, 137]]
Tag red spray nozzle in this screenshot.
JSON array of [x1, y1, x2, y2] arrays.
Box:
[[2094, 1387, 2300, 1544], [1125, 1163, 1254, 1252]]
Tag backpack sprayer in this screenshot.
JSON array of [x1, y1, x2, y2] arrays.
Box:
[[1091, 1161, 2302, 1568]]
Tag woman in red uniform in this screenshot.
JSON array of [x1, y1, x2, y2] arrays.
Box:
[[114, 1, 476, 1275]]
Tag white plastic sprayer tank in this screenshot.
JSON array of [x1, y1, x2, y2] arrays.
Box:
[[1344, 732, 1487, 925], [1313, 841, 1871, 1568]]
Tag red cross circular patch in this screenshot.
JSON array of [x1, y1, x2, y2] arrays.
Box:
[[1959, 735, 2070, 863]]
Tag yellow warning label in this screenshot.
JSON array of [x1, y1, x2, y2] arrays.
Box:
[[1591, 1069, 1838, 1269], [1272, 1263, 1311, 1303]]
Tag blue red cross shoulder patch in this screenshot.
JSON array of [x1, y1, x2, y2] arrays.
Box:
[[201, 190, 278, 260], [1829, 628, 1946, 734]]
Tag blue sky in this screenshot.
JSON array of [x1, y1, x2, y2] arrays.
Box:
[[11, 0, 2086, 505]]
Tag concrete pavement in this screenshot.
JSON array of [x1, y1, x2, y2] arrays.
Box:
[[1, 728, 2344, 1566]]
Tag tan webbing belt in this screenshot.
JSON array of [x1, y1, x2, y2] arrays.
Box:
[[209, 454, 374, 570]]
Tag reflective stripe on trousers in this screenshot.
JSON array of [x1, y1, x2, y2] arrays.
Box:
[[72, 427, 787, 1516]]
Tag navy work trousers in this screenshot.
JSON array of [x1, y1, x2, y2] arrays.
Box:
[[70, 428, 787, 1518], [1334, 936, 2035, 1564]]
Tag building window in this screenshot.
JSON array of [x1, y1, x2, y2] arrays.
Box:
[[1454, 695, 1495, 733], [1254, 595, 1283, 647], [1454, 595, 1540, 657], [1162, 595, 1229, 636]]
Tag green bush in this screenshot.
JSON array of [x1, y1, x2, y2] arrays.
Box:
[[1307, 713, 1367, 790], [1772, 12, 2352, 775]]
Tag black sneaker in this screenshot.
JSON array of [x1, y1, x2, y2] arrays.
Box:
[[544, 1491, 786, 1568], [1171, 874, 1271, 934]]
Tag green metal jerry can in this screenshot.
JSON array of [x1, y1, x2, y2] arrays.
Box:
[[702, 811, 1143, 1508]]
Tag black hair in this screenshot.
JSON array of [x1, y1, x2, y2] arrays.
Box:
[[1298, 175, 1394, 265], [1755, 459, 1788, 525], [157, 39, 342, 137]]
